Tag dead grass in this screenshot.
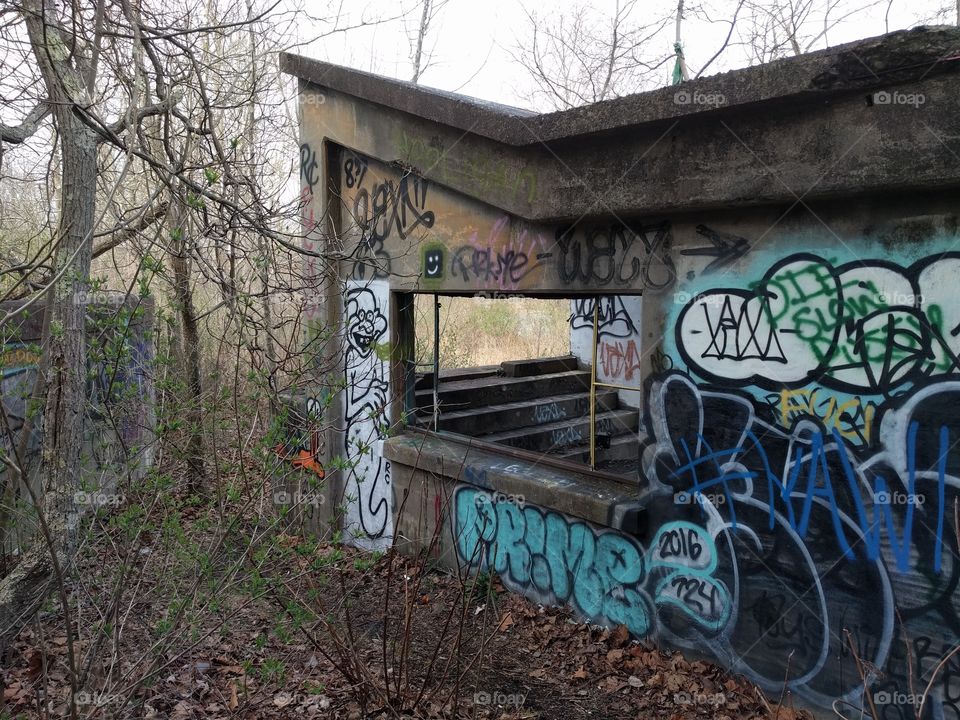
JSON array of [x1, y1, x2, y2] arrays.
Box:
[[414, 296, 570, 369], [2, 514, 812, 719]]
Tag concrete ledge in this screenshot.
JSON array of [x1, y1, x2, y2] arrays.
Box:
[[382, 431, 652, 533], [282, 26, 960, 147]]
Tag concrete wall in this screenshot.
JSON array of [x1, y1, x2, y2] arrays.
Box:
[[286, 27, 960, 717], [569, 296, 644, 407], [0, 296, 155, 548]]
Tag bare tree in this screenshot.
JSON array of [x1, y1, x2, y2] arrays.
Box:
[[407, 0, 451, 83], [0, 0, 319, 654], [511, 0, 674, 110], [738, 0, 889, 63]]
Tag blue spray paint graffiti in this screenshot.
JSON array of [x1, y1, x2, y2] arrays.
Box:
[[649, 246, 960, 716], [453, 487, 730, 640]]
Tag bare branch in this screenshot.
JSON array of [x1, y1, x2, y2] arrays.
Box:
[[0, 101, 49, 144]]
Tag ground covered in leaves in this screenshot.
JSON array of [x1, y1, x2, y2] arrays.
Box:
[[2, 518, 813, 720]]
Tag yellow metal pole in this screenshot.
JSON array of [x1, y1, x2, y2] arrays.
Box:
[[590, 298, 598, 469], [594, 380, 645, 392]]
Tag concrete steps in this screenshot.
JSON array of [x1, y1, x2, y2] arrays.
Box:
[[414, 354, 639, 475], [429, 389, 619, 435], [500, 355, 579, 377], [482, 408, 639, 452], [559, 433, 639, 464], [414, 369, 591, 412], [414, 364, 500, 390]]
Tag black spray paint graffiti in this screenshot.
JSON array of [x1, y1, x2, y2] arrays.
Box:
[[555, 221, 676, 290], [300, 144, 319, 192], [680, 224, 751, 274], [344, 284, 392, 545], [275, 395, 326, 478], [349, 158, 436, 281], [422, 245, 445, 280], [676, 253, 960, 394], [451, 245, 542, 288], [641, 369, 960, 715], [569, 297, 639, 338], [449, 218, 551, 291]]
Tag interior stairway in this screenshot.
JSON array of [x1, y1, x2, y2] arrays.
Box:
[[414, 355, 639, 475]]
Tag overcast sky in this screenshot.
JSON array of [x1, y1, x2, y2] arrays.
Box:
[[296, 0, 955, 111]]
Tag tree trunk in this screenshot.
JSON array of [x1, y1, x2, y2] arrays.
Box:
[[0, 0, 97, 651], [411, 0, 431, 83], [168, 199, 207, 490]]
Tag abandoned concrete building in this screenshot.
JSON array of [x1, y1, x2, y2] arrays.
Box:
[[281, 26, 960, 718]]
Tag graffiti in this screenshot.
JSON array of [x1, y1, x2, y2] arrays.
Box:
[[352, 172, 435, 243], [454, 484, 650, 636], [0, 346, 40, 369], [454, 486, 730, 638], [556, 221, 675, 290], [770, 387, 875, 444], [599, 340, 643, 382], [639, 368, 960, 712], [651, 345, 673, 374], [637, 247, 960, 715], [643, 371, 891, 706], [533, 402, 566, 424], [569, 297, 638, 338], [646, 372, 955, 569], [300, 143, 319, 192], [0, 352, 39, 463], [343, 282, 393, 547], [0, 304, 155, 521], [451, 245, 534, 288], [676, 253, 960, 393], [680, 225, 750, 274], [647, 522, 731, 631], [549, 425, 582, 447], [349, 165, 435, 280], [397, 130, 538, 204], [276, 396, 325, 478], [422, 245, 444, 280], [343, 154, 367, 189], [83, 310, 156, 476], [450, 217, 550, 291]]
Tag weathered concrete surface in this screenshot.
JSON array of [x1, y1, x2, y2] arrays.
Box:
[[270, 392, 338, 539], [282, 27, 960, 146], [284, 27, 960, 220], [383, 432, 649, 532], [285, 29, 960, 719], [0, 295, 155, 549]]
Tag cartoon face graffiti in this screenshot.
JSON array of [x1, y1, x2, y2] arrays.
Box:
[[346, 288, 387, 360], [343, 283, 393, 546], [423, 246, 444, 280]]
